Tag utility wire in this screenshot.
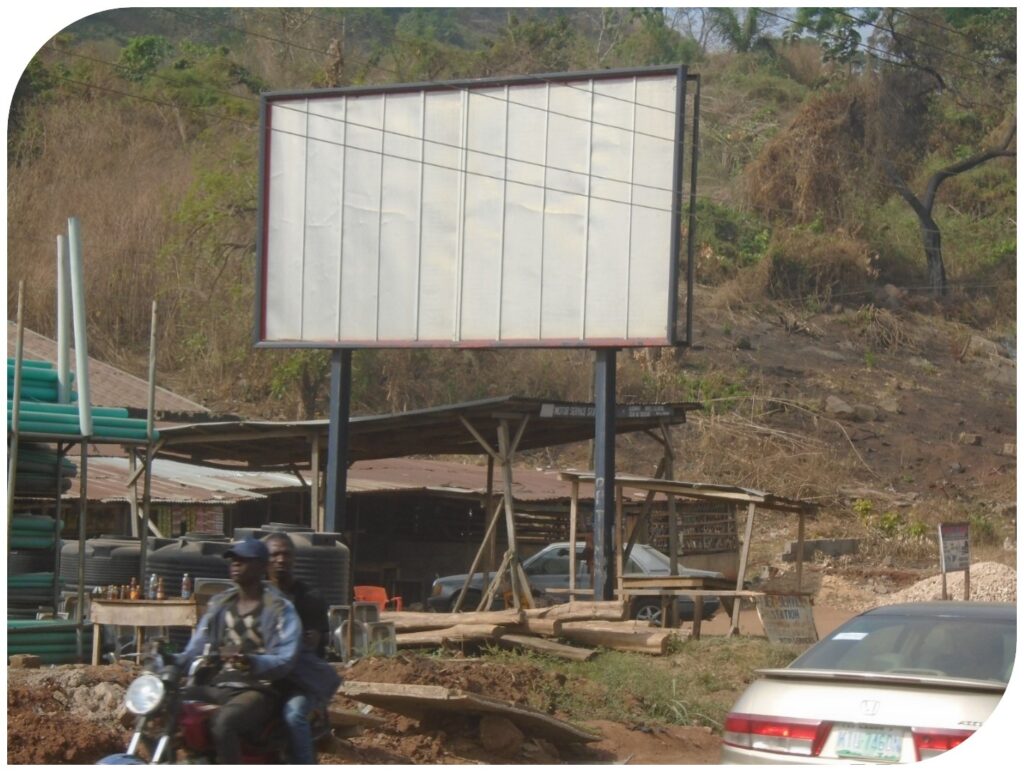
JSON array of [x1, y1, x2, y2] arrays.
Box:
[[832, 8, 1012, 78], [48, 59, 995, 239], [164, 7, 684, 118]]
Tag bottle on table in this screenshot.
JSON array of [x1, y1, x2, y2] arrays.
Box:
[[156, 577, 166, 600], [181, 573, 193, 600]]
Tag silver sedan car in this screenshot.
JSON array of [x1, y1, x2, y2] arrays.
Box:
[[721, 601, 1015, 764]]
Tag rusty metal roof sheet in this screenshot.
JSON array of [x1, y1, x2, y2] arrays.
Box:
[[57, 457, 303, 504], [8, 323, 210, 419], [41, 457, 580, 506]]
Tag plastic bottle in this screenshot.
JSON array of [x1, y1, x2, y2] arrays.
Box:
[[148, 573, 158, 600], [156, 577, 166, 600], [181, 573, 193, 600], [129, 578, 140, 601]]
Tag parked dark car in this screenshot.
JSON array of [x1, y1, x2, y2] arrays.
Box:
[[428, 541, 722, 623]]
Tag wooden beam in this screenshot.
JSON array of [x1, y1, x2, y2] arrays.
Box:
[[731, 502, 756, 636]]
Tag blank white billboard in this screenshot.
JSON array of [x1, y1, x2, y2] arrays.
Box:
[[257, 67, 686, 348]]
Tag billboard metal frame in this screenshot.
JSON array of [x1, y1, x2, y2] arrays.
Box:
[[255, 65, 698, 350]]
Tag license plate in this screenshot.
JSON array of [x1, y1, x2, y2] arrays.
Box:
[[834, 724, 904, 762]]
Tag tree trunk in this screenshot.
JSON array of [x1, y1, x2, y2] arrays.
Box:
[[921, 216, 947, 297]]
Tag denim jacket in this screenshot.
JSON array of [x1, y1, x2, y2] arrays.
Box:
[[176, 582, 301, 684]]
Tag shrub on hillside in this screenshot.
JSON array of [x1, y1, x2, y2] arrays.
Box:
[[753, 230, 877, 305]]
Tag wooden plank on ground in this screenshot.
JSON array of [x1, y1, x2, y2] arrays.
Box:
[[523, 600, 627, 622], [341, 681, 600, 745], [504, 617, 563, 637], [559, 621, 679, 654], [381, 609, 523, 632], [327, 707, 388, 729], [396, 623, 505, 648], [496, 634, 597, 662]]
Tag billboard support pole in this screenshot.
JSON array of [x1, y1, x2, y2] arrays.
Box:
[[592, 349, 617, 602], [325, 350, 352, 536]]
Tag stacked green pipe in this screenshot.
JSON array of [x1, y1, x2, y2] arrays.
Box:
[[7, 359, 156, 440], [9, 515, 63, 550], [7, 358, 76, 403], [7, 619, 84, 664], [10, 445, 76, 496]]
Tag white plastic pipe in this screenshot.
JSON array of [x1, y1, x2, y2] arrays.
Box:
[[56, 234, 72, 403], [67, 217, 93, 436]]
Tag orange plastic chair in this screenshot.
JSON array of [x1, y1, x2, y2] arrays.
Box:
[[353, 585, 403, 612]]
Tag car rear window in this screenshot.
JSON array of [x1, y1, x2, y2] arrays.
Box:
[[790, 613, 1016, 683]]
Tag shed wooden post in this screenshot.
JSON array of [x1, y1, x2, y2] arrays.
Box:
[[730, 502, 756, 636], [568, 479, 579, 599], [796, 511, 806, 593], [310, 432, 321, 530]]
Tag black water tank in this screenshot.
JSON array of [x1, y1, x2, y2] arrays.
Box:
[[147, 534, 233, 590], [59, 536, 174, 590], [234, 524, 351, 606]]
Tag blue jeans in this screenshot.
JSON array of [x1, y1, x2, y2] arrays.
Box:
[[283, 693, 316, 764]]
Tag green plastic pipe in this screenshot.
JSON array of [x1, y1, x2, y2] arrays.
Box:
[[8, 403, 128, 418]]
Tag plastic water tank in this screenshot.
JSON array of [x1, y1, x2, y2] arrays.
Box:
[[234, 524, 351, 606], [147, 534, 233, 591], [59, 536, 174, 590]]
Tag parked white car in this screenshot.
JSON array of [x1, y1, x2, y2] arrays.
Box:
[[721, 601, 1016, 764]]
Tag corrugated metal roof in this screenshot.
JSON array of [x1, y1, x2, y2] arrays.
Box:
[[41, 457, 578, 506], [155, 396, 698, 470], [346, 458, 579, 502], [8, 323, 210, 418], [57, 457, 304, 504]]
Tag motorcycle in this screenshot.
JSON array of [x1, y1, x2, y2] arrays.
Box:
[[98, 642, 322, 764]]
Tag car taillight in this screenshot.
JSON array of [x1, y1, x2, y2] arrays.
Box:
[[724, 712, 831, 757], [911, 727, 974, 760]]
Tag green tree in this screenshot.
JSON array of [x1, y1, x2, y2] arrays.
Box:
[[792, 8, 1016, 296], [116, 35, 172, 82]]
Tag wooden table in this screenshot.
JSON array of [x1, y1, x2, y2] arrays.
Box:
[[620, 575, 764, 640], [90, 599, 199, 665]]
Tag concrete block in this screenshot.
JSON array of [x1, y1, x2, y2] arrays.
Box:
[[782, 538, 860, 562]]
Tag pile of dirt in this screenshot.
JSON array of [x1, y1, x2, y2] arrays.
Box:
[[6, 665, 135, 764], [320, 654, 721, 764]]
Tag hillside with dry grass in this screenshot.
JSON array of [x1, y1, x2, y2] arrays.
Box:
[[6, 9, 1016, 569]]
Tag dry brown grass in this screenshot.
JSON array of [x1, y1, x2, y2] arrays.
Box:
[[8, 92, 193, 367]]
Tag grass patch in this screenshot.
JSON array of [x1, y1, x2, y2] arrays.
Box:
[[477, 636, 803, 732]]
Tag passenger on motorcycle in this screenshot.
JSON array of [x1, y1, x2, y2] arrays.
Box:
[[266, 531, 341, 764], [173, 536, 301, 764]]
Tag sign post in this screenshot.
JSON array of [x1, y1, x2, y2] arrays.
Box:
[[937, 522, 971, 600]]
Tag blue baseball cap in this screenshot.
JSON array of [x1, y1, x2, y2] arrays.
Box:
[[223, 536, 269, 561]]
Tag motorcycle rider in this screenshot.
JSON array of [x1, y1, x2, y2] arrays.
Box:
[[174, 536, 301, 764], [265, 531, 340, 764]]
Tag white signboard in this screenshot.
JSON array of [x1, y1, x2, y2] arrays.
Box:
[[257, 67, 687, 348], [755, 594, 818, 645], [938, 522, 970, 573]]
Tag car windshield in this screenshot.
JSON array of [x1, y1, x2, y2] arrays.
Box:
[[790, 611, 1016, 683]]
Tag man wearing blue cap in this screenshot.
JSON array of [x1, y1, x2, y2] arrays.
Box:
[[175, 536, 302, 764]]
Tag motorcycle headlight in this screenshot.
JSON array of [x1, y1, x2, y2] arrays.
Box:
[[125, 673, 165, 716]]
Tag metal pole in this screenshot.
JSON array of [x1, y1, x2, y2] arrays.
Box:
[[325, 350, 352, 535], [592, 349, 617, 601], [7, 281, 26, 545], [685, 76, 700, 346], [56, 234, 72, 403], [77, 446, 88, 625], [52, 443, 66, 612], [140, 301, 158, 583], [67, 217, 93, 436]]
